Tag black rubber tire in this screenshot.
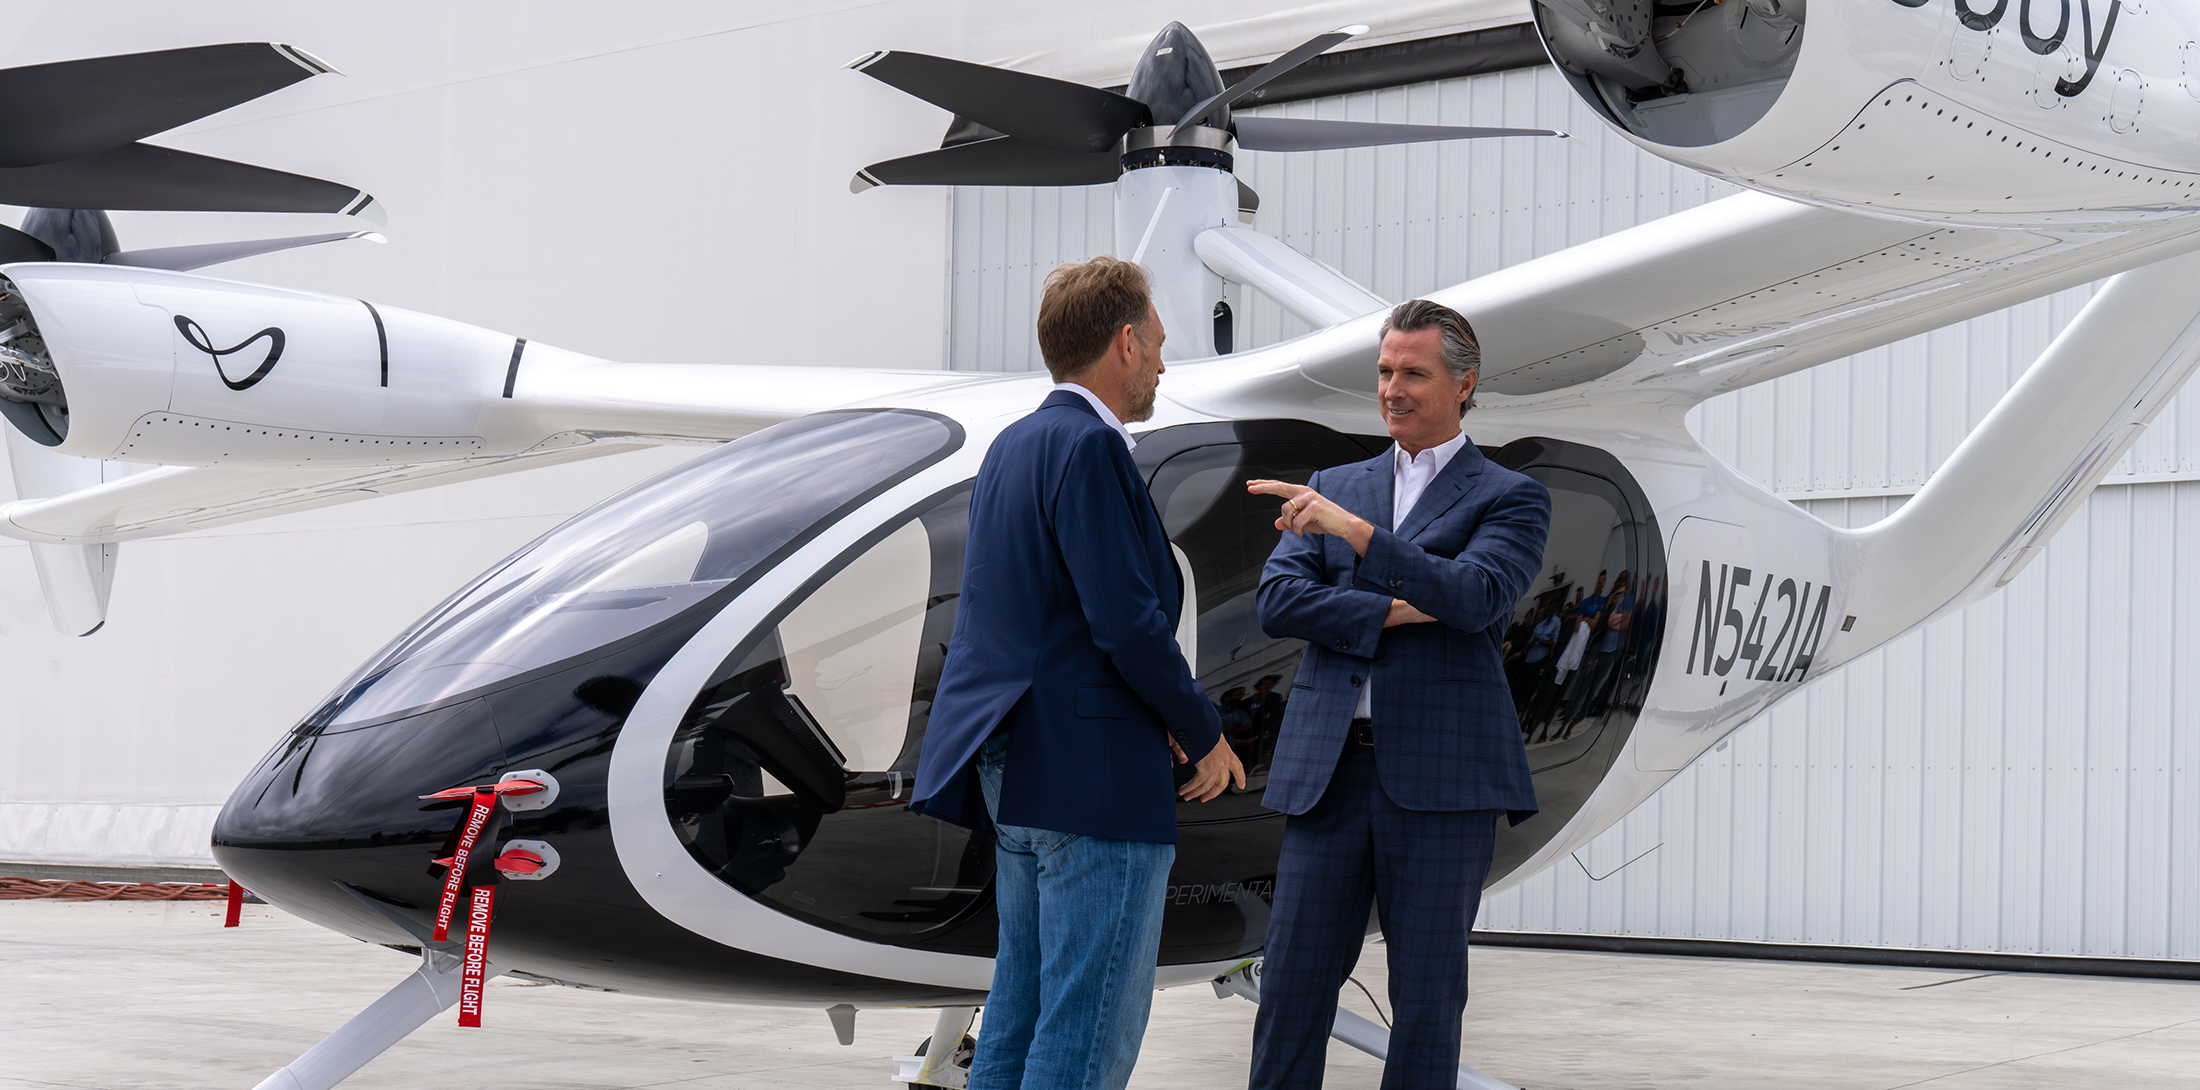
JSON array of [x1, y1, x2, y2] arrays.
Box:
[[908, 1032, 976, 1089]]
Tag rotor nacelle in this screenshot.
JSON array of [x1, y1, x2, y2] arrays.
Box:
[[0, 263, 599, 467], [1536, 0, 2200, 227]]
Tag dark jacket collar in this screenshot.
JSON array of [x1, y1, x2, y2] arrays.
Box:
[[1042, 388, 1096, 416]]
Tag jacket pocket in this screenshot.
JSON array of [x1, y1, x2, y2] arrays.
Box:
[[1075, 684, 1161, 722]]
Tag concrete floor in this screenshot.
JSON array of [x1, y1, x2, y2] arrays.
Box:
[[3, 901, 2195, 1090]]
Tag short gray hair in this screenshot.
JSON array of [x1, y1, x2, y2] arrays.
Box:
[[1380, 299, 1481, 413]]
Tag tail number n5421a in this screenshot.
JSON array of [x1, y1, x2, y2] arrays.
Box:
[[1685, 561, 1834, 683]]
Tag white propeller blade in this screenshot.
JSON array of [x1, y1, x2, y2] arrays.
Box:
[[104, 229, 383, 272]]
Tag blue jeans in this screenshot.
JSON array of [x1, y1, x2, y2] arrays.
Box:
[[971, 731, 1175, 1090]]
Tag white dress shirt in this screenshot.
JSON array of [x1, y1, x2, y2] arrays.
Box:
[[1355, 430, 1468, 720], [1053, 382, 1136, 451]]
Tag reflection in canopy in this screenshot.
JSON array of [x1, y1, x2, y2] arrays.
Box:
[[307, 410, 955, 728]]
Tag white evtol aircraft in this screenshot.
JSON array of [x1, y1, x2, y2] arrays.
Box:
[[0, 2, 2193, 1088]]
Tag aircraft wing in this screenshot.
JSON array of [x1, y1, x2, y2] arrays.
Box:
[[1167, 191, 2200, 419], [2, 439, 651, 545], [0, 363, 998, 633], [0, 364, 991, 546]]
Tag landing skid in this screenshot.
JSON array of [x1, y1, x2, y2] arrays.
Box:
[[1213, 960, 1519, 1090], [252, 883, 506, 1090]]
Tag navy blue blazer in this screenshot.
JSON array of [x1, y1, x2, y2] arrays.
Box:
[[911, 391, 1223, 843], [1256, 439, 1550, 819]]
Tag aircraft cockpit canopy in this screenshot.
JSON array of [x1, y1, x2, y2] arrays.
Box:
[[303, 409, 963, 730]]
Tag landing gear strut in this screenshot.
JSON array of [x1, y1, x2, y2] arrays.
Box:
[[892, 1005, 977, 1089], [251, 883, 507, 1090], [1214, 959, 1518, 1090]]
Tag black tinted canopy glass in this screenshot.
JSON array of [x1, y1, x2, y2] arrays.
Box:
[[308, 410, 959, 728]]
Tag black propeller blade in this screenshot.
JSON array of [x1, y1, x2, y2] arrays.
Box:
[[0, 43, 333, 168], [1234, 117, 1565, 152], [0, 224, 54, 263], [847, 50, 1149, 154], [0, 143, 378, 217], [852, 137, 1121, 191], [845, 23, 1566, 199], [1174, 25, 1364, 131]]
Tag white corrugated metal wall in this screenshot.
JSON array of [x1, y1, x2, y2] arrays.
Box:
[[945, 62, 2200, 960]]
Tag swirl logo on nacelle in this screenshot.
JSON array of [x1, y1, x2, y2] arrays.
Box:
[[1891, 0, 2123, 97], [175, 315, 286, 392]]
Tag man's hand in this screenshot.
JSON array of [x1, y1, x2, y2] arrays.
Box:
[[1176, 737, 1247, 802], [1248, 479, 1374, 556], [1386, 598, 1438, 627]]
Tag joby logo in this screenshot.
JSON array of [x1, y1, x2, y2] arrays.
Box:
[[1891, 0, 2123, 97], [175, 314, 286, 391]]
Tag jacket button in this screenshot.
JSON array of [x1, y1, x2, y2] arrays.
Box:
[[1389, 578, 1403, 590], [1335, 639, 1349, 650], [1350, 675, 1362, 686]]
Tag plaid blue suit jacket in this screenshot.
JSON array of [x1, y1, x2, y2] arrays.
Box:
[[1256, 439, 1550, 819]]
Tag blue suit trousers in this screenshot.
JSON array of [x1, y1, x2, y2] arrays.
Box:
[[1250, 745, 1499, 1090]]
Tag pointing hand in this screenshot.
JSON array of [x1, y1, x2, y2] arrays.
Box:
[[1247, 479, 1375, 556]]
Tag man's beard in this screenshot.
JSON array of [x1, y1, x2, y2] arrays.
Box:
[[1125, 378, 1158, 422]]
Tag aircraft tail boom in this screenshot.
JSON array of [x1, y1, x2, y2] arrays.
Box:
[[1843, 248, 2200, 651]]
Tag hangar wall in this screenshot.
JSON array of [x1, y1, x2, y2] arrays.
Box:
[[945, 64, 2200, 960]]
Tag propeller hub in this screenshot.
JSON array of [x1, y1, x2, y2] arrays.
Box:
[[1121, 123, 1235, 174]]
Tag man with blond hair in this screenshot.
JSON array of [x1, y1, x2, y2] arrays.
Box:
[[913, 256, 1244, 1090]]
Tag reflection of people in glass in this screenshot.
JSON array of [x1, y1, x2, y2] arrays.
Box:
[[1244, 300, 1550, 1090], [1220, 686, 1252, 724], [1219, 687, 1259, 765], [1619, 575, 1665, 711], [1511, 602, 1560, 721], [1249, 674, 1286, 742], [1577, 571, 1607, 639], [1619, 572, 1663, 717], [1575, 570, 1633, 722], [1539, 603, 1593, 743]]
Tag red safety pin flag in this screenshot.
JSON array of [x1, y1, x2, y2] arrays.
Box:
[[456, 884, 496, 1027], [428, 785, 498, 942], [224, 880, 245, 927], [419, 779, 545, 802]]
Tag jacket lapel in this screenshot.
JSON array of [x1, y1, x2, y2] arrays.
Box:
[[1359, 452, 1393, 531], [1395, 440, 1488, 541], [1339, 453, 1391, 579], [1048, 386, 1178, 622]]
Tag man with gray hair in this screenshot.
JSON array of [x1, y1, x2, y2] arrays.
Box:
[[1245, 299, 1551, 1089]]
